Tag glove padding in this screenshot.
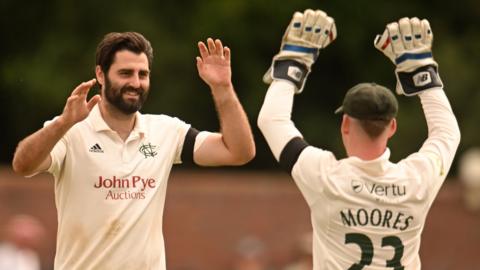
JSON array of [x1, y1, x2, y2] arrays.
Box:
[[263, 9, 337, 93], [374, 17, 442, 96]]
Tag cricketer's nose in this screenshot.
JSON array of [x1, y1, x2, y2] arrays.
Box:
[[128, 74, 141, 89]]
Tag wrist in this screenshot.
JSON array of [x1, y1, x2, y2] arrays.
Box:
[[210, 83, 236, 104], [396, 65, 442, 96], [209, 80, 233, 90], [269, 59, 309, 93], [209, 81, 234, 96], [55, 116, 76, 131]]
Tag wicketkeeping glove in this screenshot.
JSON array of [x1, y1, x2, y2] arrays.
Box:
[[263, 9, 337, 93], [374, 17, 442, 96]]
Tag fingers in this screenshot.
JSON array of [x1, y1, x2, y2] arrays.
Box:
[[207, 38, 216, 55], [215, 39, 224, 57], [206, 38, 224, 57], [71, 78, 96, 97], [288, 9, 336, 48], [374, 28, 391, 51], [375, 16, 434, 67], [224, 46, 231, 62], [421, 19, 433, 46], [387, 22, 403, 54], [410, 17, 423, 48], [399, 17, 413, 50], [328, 20, 337, 45], [87, 94, 101, 111], [384, 17, 432, 53], [316, 13, 336, 48], [287, 11, 304, 40], [311, 10, 326, 45], [300, 9, 316, 42], [198, 41, 209, 59], [196, 56, 203, 66], [197, 38, 229, 59]]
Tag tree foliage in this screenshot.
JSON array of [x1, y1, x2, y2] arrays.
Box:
[[2, 0, 479, 173]]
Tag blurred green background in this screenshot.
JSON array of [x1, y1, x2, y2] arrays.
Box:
[[1, 0, 479, 172]]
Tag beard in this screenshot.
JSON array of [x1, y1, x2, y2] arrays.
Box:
[[104, 76, 149, 115]]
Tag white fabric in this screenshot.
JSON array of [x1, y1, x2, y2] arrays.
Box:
[[258, 81, 460, 269], [257, 80, 303, 160], [45, 105, 193, 270]]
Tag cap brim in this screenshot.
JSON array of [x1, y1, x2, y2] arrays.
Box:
[[334, 106, 343, 114]]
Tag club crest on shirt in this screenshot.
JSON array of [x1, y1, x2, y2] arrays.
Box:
[[139, 142, 157, 158]]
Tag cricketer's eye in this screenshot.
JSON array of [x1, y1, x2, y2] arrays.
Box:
[[139, 70, 150, 79], [118, 71, 131, 77]]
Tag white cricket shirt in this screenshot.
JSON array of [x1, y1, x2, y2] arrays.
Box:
[[46, 105, 191, 270], [258, 81, 460, 269]]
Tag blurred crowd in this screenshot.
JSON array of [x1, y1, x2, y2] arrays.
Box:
[[228, 232, 312, 270], [0, 215, 45, 270], [459, 147, 480, 212]]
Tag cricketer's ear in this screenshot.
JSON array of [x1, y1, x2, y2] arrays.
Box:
[[387, 118, 397, 139], [95, 66, 105, 88], [341, 115, 350, 135]]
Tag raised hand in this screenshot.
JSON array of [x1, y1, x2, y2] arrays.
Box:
[[60, 79, 101, 126], [196, 38, 232, 89], [263, 9, 337, 93], [374, 17, 442, 96]]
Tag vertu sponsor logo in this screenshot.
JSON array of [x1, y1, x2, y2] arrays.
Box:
[[351, 179, 406, 197], [351, 180, 363, 193]]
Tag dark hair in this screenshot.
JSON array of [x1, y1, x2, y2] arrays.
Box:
[[95, 32, 153, 73], [358, 119, 392, 139]]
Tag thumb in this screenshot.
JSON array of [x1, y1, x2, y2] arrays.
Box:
[[374, 29, 390, 50], [196, 56, 203, 68], [374, 34, 382, 46], [87, 95, 101, 111]]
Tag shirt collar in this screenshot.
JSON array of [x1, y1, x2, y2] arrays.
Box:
[[348, 148, 392, 174], [88, 104, 146, 137]]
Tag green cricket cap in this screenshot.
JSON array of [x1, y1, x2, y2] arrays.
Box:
[[335, 82, 398, 121]]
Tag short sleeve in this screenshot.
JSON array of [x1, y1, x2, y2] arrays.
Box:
[[401, 151, 445, 201], [291, 146, 337, 206], [173, 120, 193, 164]]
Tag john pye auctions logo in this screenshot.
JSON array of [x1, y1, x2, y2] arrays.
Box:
[[94, 175, 156, 200]]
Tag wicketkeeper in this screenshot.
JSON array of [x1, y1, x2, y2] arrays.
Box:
[[258, 9, 460, 269]]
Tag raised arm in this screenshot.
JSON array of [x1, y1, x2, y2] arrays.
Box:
[[418, 89, 460, 175], [258, 81, 302, 161], [193, 38, 255, 166], [258, 9, 337, 170], [12, 79, 100, 176], [374, 17, 460, 176]]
